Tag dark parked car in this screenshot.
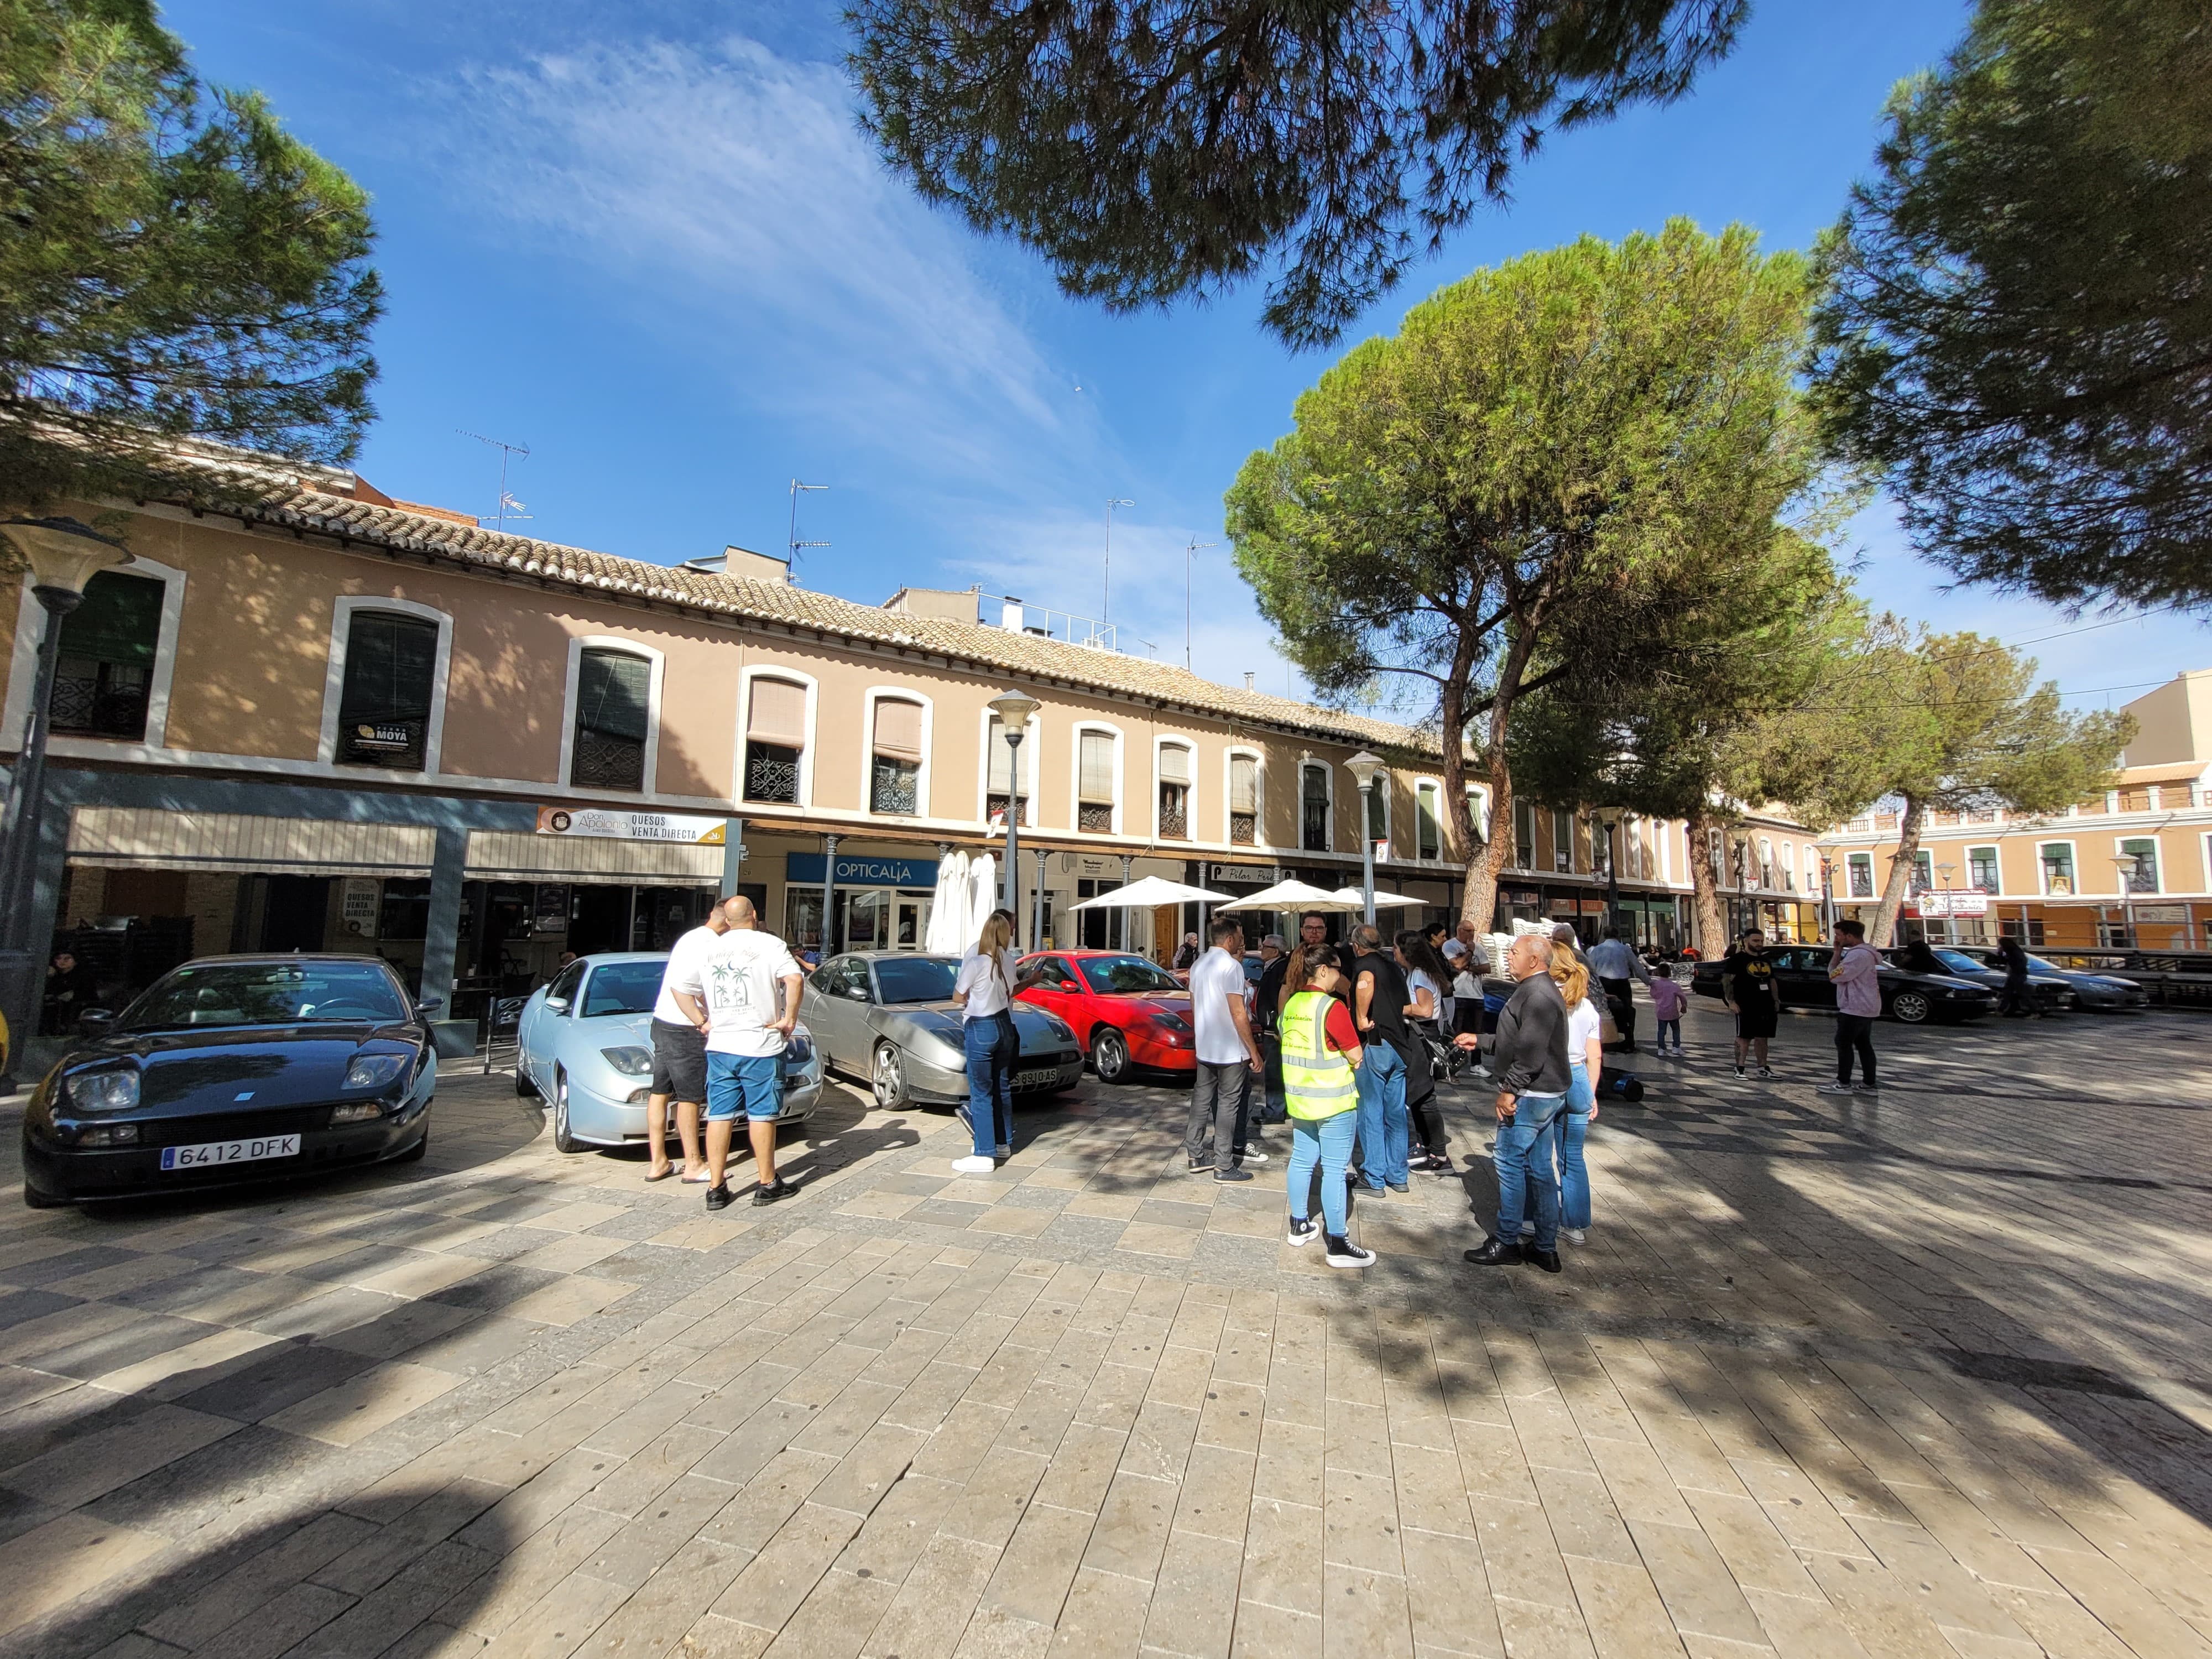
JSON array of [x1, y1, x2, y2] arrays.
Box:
[[1890, 947, 2075, 1014], [22, 955, 437, 1208], [1690, 946, 1996, 1024], [1984, 951, 2150, 1012]]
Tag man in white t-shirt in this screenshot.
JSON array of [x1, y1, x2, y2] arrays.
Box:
[[645, 898, 735, 1183], [1185, 917, 1266, 1181], [669, 897, 806, 1210]]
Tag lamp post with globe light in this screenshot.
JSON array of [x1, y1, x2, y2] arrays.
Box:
[[1344, 750, 1384, 927], [2111, 852, 2142, 948], [0, 517, 132, 1087], [987, 688, 1040, 946]]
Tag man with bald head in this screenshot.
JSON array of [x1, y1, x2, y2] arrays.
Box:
[[670, 893, 806, 1210], [1454, 930, 1570, 1272]]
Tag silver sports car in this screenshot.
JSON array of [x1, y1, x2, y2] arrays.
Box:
[[801, 952, 1083, 1109], [514, 951, 822, 1152]]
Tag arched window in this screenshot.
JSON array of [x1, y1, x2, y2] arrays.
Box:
[[1301, 763, 1330, 852], [870, 697, 924, 815], [744, 676, 807, 803], [49, 571, 165, 742], [336, 609, 441, 772], [1228, 753, 1260, 846], [572, 648, 653, 792], [1156, 742, 1193, 838], [1415, 781, 1441, 861]]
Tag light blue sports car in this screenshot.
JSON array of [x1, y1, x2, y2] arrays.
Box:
[[513, 951, 823, 1152]]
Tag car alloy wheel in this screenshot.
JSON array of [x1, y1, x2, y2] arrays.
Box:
[[1890, 990, 1931, 1025], [514, 1061, 539, 1099], [873, 1042, 909, 1109], [1092, 1027, 1130, 1083], [552, 1072, 581, 1153]]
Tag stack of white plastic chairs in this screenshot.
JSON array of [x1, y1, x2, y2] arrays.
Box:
[[1482, 916, 1552, 977]]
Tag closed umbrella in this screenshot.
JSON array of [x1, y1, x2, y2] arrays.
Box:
[[963, 853, 997, 947], [925, 852, 968, 953]]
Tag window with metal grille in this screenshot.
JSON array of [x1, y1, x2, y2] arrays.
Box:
[[1156, 743, 1191, 838], [1229, 754, 1258, 845], [1077, 731, 1117, 832], [871, 698, 924, 815], [49, 571, 162, 741], [571, 649, 651, 791], [1848, 853, 1873, 897], [335, 609, 439, 770], [1301, 765, 1329, 852], [988, 715, 1031, 826], [1416, 784, 1440, 860], [1968, 846, 2000, 893], [1552, 810, 1574, 873], [744, 677, 806, 803]]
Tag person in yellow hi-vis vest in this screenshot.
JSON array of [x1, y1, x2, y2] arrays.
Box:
[[1279, 944, 1375, 1268]]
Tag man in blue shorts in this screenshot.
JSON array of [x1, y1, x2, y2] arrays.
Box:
[[669, 896, 807, 1209]]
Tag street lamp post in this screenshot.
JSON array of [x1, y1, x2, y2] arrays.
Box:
[[1344, 751, 1384, 927], [1936, 861, 1958, 946], [1601, 817, 1622, 942], [1818, 857, 1836, 943], [0, 517, 133, 1087], [987, 688, 1041, 946], [2111, 853, 2141, 948]]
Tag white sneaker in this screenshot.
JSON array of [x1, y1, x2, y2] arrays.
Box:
[[951, 1155, 995, 1173], [1817, 1081, 1854, 1095], [994, 1142, 1011, 1157], [1561, 1227, 1588, 1245], [1238, 1150, 1269, 1165]]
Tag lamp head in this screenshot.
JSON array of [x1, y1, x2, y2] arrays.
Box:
[[1344, 750, 1384, 792], [0, 517, 130, 595], [987, 687, 1041, 729]]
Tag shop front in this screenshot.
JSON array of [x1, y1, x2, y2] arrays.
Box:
[[783, 850, 939, 959]]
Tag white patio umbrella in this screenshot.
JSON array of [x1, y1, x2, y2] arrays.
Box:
[[963, 852, 997, 947], [1216, 878, 1361, 913], [1331, 887, 1425, 911], [1066, 874, 1232, 910]]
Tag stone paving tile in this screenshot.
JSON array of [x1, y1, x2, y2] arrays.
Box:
[[0, 1001, 2206, 1658]]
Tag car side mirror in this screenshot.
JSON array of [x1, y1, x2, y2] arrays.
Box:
[[415, 996, 445, 1018], [846, 984, 870, 1001], [545, 995, 570, 1015], [76, 1008, 116, 1037]]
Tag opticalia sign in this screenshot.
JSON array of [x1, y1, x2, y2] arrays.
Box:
[[535, 807, 727, 844]]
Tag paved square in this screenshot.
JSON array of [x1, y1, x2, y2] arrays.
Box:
[[0, 997, 2207, 1659]]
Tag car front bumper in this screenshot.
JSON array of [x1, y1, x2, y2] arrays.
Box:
[[901, 1050, 1085, 1105], [563, 1067, 823, 1146], [24, 1095, 431, 1203]]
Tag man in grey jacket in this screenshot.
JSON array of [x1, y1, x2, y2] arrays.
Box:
[[1455, 932, 1570, 1271]]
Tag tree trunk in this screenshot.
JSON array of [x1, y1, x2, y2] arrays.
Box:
[[1869, 794, 1926, 947], [1687, 810, 1727, 954], [1461, 750, 1512, 935]]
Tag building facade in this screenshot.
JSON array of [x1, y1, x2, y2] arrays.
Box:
[[1814, 672, 2212, 950], [3, 455, 1797, 1025]]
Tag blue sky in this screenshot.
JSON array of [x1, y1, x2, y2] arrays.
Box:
[[168, 0, 2208, 718]]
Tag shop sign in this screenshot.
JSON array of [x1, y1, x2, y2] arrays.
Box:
[[534, 884, 570, 933], [1911, 891, 1989, 918], [2133, 902, 2187, 924], [340, 878, 379, 939], [535, 807, 727, 844], [1207, 863, 1284, 886], [786, 853, 939, 889], [348, 722, 413, 754]]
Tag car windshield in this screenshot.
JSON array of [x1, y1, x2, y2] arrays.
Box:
[[874, 957, 961, 1004], [1931, 949, 1988, 975], [1079, 956, 1184, 994], [581, 960, 667, 1018], [123, 962, 409, 1030]]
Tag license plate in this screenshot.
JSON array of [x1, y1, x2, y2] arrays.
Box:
[[160, 1134, 301, 1171], [1016, 1068, 1062, 1088]]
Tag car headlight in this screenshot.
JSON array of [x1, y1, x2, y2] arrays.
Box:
[[330, 1100, 385, 1124], [68, 1070, 139, 1113], [1043, 1014, 1076, 1040], [599, 1046, 653, 1077], [783, 1034, 815, 1066], [344, 1053, 409, 1090], [74, 1121, 140, 1147]]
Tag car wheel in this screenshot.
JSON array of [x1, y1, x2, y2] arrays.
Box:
[[872, 1042, 910, 1110], [20, 1181, 65, 1210], [1889, 990, 1932, 1025], [552, 1072, 581, 1153], [1092, 1027, 1131, 1084], [514, 1061, 540, 1099], [397, 1123, 430, 1163]]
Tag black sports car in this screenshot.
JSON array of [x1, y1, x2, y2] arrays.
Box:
[[23, 954, 437, 1208]]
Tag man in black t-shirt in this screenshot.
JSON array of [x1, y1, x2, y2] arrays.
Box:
[[1721, 930, 1780, 1079], [1349, 923, 1412, 1193]]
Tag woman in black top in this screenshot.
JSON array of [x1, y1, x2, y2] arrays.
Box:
[[1994, 936, 2037, 1016], [1721, 930, 1780, 1078]]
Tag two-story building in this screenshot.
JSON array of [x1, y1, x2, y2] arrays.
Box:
[[4, 446, 1784, 1021], [1815, 671, 2212, 949]]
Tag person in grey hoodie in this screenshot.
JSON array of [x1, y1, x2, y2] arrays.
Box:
[[1454, 932, 1571, 1271]]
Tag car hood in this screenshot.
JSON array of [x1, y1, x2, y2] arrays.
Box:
[[882, 1001, 1076, 1051], [574, 1011, 653, 1045], [1091, 993, 1190, 1022], [61, 1023, 422, 1113]]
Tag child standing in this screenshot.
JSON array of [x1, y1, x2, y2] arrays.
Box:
[[1647, 967, 1688, 1057]]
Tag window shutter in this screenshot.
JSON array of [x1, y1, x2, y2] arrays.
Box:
[[873, 698, 924, 760], [1156, 744, 1192, 786], [1229, 756, 1257, 813], [1417, 786, 1439, 857], [578, 650, 650, 741], [747, 677, 807, 745], [988, 719, 1020, 792], [58, 572, 163, 667], [339, 611, 439, 726], [1303, 766, 1326, 805], [1079, 731, 1115, 801]]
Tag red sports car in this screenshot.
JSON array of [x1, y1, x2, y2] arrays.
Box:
[[1015, 950, 1196, 1082]]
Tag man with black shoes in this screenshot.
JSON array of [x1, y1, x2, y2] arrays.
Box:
[[1455, 932, 1569, 1272], [669, 896, 807, 1211]]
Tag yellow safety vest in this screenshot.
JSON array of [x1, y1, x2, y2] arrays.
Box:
[[1280, 990, 1357, 1120]]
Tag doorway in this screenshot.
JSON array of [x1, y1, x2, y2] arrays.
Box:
[[260, 876, 331, 952]]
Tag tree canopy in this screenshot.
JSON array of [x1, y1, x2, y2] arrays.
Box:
[[846, 1, 1747, 348], [1811, 0, 2212, 609], [0, 0, 380, 514], [1226, 220, 1824, 931]]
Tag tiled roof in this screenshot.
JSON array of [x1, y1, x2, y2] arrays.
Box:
[[229, 484, 1436, 757]]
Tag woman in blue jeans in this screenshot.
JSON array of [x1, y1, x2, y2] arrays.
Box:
[[950, 911, 1022, 1172], [1545, 942, 1606, 1244]]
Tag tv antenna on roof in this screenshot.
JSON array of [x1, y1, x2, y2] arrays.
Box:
[[789, 479, 830, 572], [460, 430, 530, 533]]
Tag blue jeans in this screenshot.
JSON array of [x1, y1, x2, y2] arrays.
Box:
[[962, 1013, 1016, 1155], [1556, 1068, 1594, 1231], [1353, 1040, 1408, 1189], [1287, 1111, 1357, 1235], [1657, 1018, 1680, 1050], [1495, 1091, 1566, 1250]]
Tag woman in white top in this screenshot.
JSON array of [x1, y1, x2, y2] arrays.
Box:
[[1395, 930, 1455, 1172], [950, 910, 1021, 1171], [1548, 942, 1604, 1245]]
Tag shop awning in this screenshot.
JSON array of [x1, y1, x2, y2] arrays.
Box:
[[66, 807, 435, 877], [465, 830, 721, 884]]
